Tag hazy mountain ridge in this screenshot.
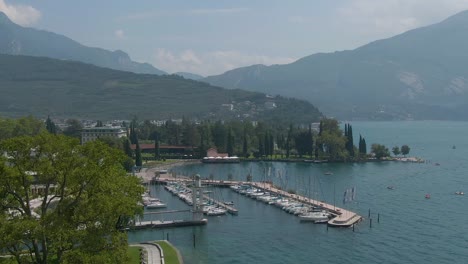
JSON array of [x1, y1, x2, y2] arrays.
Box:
[[204, 11, 468, 120], [172, 72, 204, 80], [0, 54, 322, 123], [0, 12, 166, 75]]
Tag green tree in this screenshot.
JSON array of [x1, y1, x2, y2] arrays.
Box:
[[135, 139, 142, 167], [45, 116, 57, 134], [123, 137, 133, 158], [0, 133, 143, 264], [154, 133, 161, 160], [63, 119, 83, 139], [392, 146, 401, 156], [242, 128, 248, 158], [0, 116, 45, 140], [371, 144, 390, 159], [226, 129, 234, 156], [401, 145, 410, 156]]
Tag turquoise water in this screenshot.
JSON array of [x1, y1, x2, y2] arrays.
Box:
[[129, 121, 468, 264]]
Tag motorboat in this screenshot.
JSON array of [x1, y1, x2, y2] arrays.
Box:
[[205, 207, 227, 216], [387, 186, 395, 190], [146, 201, 167, 209], [299, 211, 331, 223], [455, 191, 464, 195]]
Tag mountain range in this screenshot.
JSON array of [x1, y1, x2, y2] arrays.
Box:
[[204, 11, 468, 120], [0, 12, 166, 75], [0, 53, 322, 123]]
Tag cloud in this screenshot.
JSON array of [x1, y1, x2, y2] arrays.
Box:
[[114, 29, 125, 39], [152, 48, 295, 76], [0, 0, 41, 26], [336, 0, 468, 37]]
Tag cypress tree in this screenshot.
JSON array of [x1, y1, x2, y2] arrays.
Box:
[[45, 116, 56, 134], [243, 129, 248, 158], [269, 132, 274, 158], [135, 138, 142, 167], [123, 138, 133, 158], [264, 132, 270, 158], [348, 125, 354, 157], [258, 133, 264, 157], [154, 133, 160, 160], [227, 129, 234, 156], [307, 124, 313, 156], [362, 137, 367, 154]]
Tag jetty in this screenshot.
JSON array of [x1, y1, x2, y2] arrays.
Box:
[[164, 181, 238, 214], [133, 219, 207, 230], [155, 177, 362, 227], [250, 182, 361, 227]]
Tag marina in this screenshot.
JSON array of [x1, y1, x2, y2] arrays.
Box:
[[153, 177, 362, 227], [129, 121, 468, 264]]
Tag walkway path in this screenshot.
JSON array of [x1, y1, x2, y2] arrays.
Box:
[[131, 243, 162, 264]]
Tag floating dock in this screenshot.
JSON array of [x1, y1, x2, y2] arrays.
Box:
[[165, 182, 239, 214], [132, 219, 207, 230], [250, 182, 362, 227], [157, 177, 362, 227]]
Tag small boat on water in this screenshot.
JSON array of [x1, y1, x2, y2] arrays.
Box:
[[425, 194, 431, 199], [299, 211, 331, 223], [146, 201, 167, 209], [223, 201, 234, 205], [205, 207, 227, 216], [455, 191, 464, 195], [387, 186, 395, 190], [324, 171, 333, 175]]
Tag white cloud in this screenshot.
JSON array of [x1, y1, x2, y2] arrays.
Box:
[[152, 48, 295, 76], [114, 29, 125, 39], [0, 0, 41, 26], [336, 0, 468, 37]]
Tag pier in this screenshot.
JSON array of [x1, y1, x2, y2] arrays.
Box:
[[164, 180, 238, 214], [133, 219, 207, 230], [250, 182, 362, 227], [156, 177, 362, 227]]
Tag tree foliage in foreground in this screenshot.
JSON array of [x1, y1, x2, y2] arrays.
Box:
[[0, 133, 144, 264]]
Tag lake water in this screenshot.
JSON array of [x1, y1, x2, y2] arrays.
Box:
[[129, 121, 468, 264]]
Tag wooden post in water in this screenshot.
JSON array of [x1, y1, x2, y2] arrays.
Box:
[[378, 213, 380, 223], [193, 233, 196, 248], [368, 208, 371, 218]]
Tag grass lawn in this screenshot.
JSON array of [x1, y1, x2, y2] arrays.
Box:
[[156, 241, 180, 264], [127, 246, 142, 264]]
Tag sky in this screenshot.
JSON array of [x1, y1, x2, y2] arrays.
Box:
[[2, 0, 468, 76]]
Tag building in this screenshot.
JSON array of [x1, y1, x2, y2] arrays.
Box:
[[203, 148, 239, 163], [81, 126, 127, 144], [206, 147, 228, 158]]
